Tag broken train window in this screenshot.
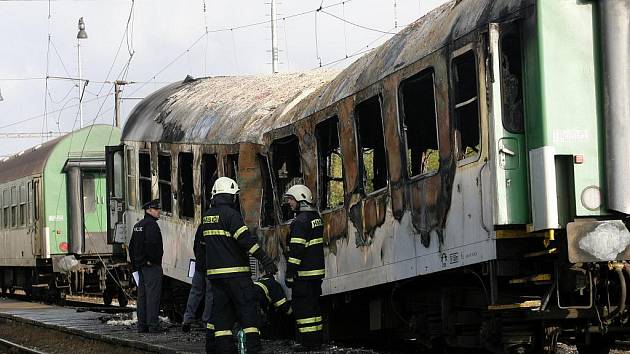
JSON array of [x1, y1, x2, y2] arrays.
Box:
[[500, 24, 525, 134], [399, 68, 440, 178], [178, 152, 194, 219], [452, 50, 481, 161], [316, 116, 344, 210], [225, 154, 239, 180], [271, 135, 303, 221], [138, 152, 152, 207], [158, 153, 172, 213], [259, 155, 275, 227], [224, 154, 240, 212], [355, 95, 388, 194], [201, 154, 218, 213]]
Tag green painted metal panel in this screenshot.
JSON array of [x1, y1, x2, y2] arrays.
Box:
[[42, 125, 121, 254], [527, 0, 604, 217]]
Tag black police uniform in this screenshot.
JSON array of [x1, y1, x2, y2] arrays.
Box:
[[202, 194, 276, 354], [129, 199, 164, 333], [286, 209, 325, 348]]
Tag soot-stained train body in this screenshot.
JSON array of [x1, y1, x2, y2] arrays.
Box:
[[106, 0, 630, 352], [0, 125, 130, 305]]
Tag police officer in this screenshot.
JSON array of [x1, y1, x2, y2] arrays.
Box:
[[284, 185, 325, 351], [181, 217, 213, 332], [203, 177, 277, 354], [129, 199, 164, 333]]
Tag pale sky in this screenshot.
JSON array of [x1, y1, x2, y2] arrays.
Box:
[[0, 0, 448, 157]]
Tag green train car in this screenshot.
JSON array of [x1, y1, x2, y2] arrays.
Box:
[[0, 125, 129, 305]]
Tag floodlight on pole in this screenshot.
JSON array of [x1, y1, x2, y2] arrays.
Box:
[[77, 17, 87, 128]]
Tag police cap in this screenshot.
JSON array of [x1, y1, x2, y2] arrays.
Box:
[[142, 199, 161, 210]]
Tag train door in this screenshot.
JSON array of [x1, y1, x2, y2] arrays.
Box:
[[488, 22, 529, 225], [82, 171, 107, 239], [105, 145, 126, 244]]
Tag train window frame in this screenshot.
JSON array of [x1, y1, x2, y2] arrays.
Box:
[[178, 152, 195, 220], [354, 94, 389, 196], [451, 47, 482, 165], [398, 67, 441, 181], [83, 173, 97, 214], [19, 183, 27, 226], [499, 23, 525, 134], [11, 186, 17, 228], [315, 115, 345, 211], [0, 190, 3, 229], [270, 134, 303, 222], [2, 189, 9, 228], [158, 153, 173, 214], [138, 151, 152, 208], [126, 147, 137, 209], [27, 181, 33, 225], [201, 153, 219, 213]]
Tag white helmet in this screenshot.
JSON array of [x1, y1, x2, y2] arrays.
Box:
[[212, 177, 240, 197], [284, 184, 313, 204]]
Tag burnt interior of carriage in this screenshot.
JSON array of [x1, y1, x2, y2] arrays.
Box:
[[452, 50, 480, 161], [201, 154, 218, 213], [178, 152, 194, 219], [315, 116, 344, 210], [138, 151, 151, 207], [158, 153, 172, 213], [398, 68, 440, 179], [354, 95, 388, 195], [270, 135, 302, 221]]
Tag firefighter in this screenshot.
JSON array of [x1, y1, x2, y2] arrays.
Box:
[[129, 199, 165, 333], [254, 274, 292, 316], [203, 177, 277, 354], [284, 184, 325, 351]]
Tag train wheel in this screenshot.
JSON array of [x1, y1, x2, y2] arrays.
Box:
[[103, 288, 113, 306], [576, 334, 613, 354], [538, 325, 560, 354], [117, 289, 128, 307]]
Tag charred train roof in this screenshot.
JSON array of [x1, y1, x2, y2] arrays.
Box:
[[122, 0, 532, 145], [122, 71, 340, 145]]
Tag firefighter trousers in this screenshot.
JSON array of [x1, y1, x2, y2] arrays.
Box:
[[292, 279, 323, 347], [206, 276, 261, 354]]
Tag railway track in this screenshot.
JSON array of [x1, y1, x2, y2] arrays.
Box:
[[0, 337, 47, 354], [2, 292, 134, 314]]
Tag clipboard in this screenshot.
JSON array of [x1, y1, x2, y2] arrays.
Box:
[[188, 259, 196, 278]]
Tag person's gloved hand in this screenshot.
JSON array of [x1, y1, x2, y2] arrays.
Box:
[[261, 256, 278, 275]]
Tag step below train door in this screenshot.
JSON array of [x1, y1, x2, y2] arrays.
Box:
[[105, 145, 126, 244], [488, 22, 529, 226]]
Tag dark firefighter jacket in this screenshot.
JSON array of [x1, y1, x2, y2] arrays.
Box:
[[202, 194, 266, 278], [286, 210, 325, 281], [254, 275, 292, 315], [129, 213, 164, 271], [193, 218, 206, 272]]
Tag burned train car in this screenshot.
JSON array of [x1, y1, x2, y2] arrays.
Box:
[[107, 0, 630, 352], [0, 125, 130, 305]]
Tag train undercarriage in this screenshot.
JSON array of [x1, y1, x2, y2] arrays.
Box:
[[0, 256, 131, 306], [324, 257, 630, 354]]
